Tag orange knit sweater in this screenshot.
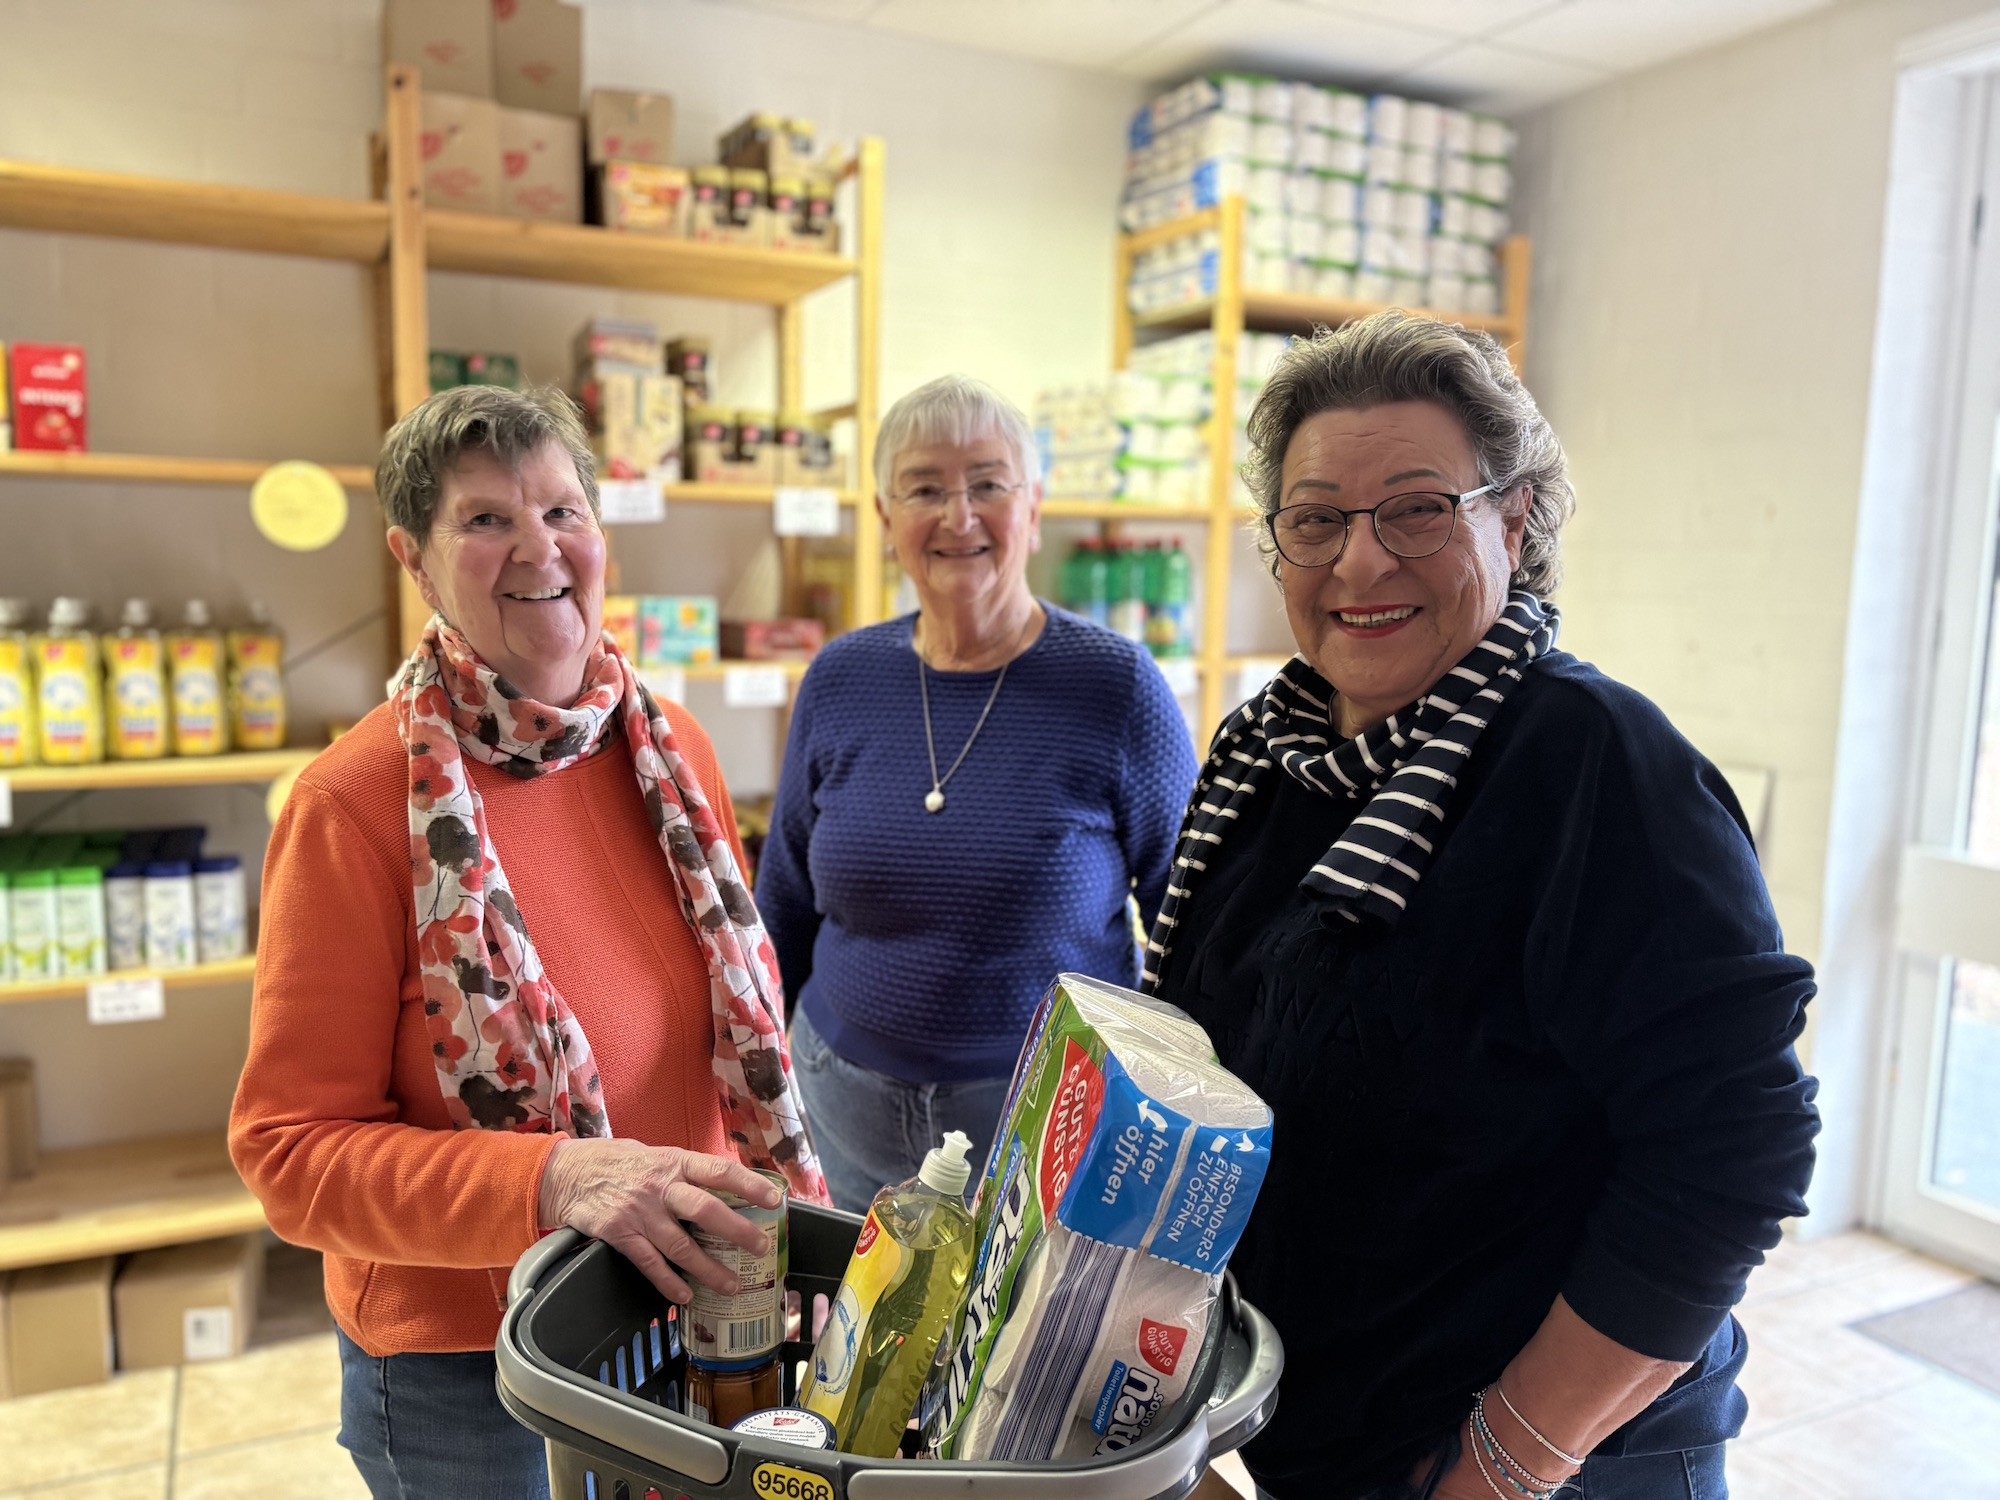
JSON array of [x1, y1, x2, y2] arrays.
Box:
[[229, 698, 742, 1356]]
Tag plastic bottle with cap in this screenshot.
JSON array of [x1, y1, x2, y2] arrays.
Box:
[[803, 1131, 977, 1456], [36, 597, 104, 765], [168, 599, 228, 757]]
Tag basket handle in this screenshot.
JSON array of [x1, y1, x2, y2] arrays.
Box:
[[1206, 1293, 1284, 1460], [508, 1227, 585, 1308]]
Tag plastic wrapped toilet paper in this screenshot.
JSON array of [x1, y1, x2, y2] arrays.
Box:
[[1471, 115, 1516, 161], [1324, 134, 1368, 178], [930, 975, 1272, 1464], [1402, 145, 1439, 192], [1365, 140, 1405, 185], [1367, 93, 1409, 144], [1441, 107, 1474, 157], [1404, 100, 1442, 152]]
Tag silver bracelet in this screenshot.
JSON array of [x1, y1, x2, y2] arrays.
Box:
[[1492, 1383, 1588, 1469], [1467, 1416, 1516, 1500]]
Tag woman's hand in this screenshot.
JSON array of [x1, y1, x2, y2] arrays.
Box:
[[538, 1138, 783, 1305]]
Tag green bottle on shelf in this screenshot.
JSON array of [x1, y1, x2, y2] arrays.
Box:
[[1108, 544, 1147, 644], [1149, 537, 1194, 657], [1078, 539, 1111, 628]]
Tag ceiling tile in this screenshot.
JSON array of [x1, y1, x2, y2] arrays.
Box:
[[1388, 38, 1610, 111], [1298, 0, 1561, 45], [861, 0, 1217, 72], [1110, 0, 1452, 87], [1491, 0, 1833, 72], [717, 0, 889, 24]]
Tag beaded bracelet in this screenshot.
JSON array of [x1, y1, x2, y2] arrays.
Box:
[[1466, 1416, 1515, 1500], [1472, 1389, 1569, 1493], [1493, 1383, 1588, 1469]]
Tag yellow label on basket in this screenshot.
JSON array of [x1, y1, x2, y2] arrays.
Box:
[[751, 1462, 834, 1500], [251, 461, 348, 551]]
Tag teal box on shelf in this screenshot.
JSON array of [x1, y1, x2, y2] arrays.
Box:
[[638, 596, 718, 668]]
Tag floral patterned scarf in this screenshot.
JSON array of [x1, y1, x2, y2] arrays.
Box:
[[391, 615, 829, 1205]]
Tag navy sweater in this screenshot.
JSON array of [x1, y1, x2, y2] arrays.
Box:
[[757, 607, 1199, 1083], [1154, 653, 1820, 1498]]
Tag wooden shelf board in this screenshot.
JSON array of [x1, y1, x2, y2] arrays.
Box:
[[681, 660, 811, 683], [426, 210, 856, 303], [0, 451, 374, 489], [1041, 499, 1215, 522], [0, 1131, 264, 1273], [0, 158, 387, 264], [1, 748, 318, 794], [665, 482, 858, 508], [0, 956, 257, 1007], [1136, 291, 1518, 340]]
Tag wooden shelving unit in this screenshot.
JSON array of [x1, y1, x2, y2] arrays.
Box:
[[0, 1132, 264, 1273], [0, 451, 375, 489], [1112, 197, 1531, 729], [0, 955, 258, 1007], [0, 748, 317, 794]]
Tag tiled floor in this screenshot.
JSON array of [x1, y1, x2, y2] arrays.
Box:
[[2, 1230, 1995, 1497]]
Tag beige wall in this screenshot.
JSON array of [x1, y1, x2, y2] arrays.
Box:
[[0, 0, 1141, 1148]]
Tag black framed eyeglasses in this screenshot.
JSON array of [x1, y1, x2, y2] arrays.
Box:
[[1267, 484, 1494, 568]]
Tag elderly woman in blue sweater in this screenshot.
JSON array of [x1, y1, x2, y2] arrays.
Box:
[[757, 375, 1198, 1212]]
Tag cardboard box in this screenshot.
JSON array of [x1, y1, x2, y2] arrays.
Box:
[[493, 0, 580, 114], [588, 87, 676, 166], [114, 1235, 262, 1371], [638, 597, 718, 668], [462, 351, 520, 387], [721, 618, 825, 662], [0, 1057, 36, 1179], [421, 92, 502, 214], [9, 344, 86, 453], [573, 317, 660, 372], [8, 1257, 113, 1396], [499, 106, 581, 222], [383, 0, 493, 98], [719, 112, 818, 177], [593, 162, 689, 234], [579, 369, 681, 480]]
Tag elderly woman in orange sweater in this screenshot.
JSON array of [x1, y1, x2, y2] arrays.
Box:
[[230, 385, 827, 1500]]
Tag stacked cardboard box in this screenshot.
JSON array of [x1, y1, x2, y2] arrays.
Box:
[[572, 318, 682, 483]]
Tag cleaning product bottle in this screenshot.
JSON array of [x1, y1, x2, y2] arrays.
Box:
[[0, 598, 35, 768], [1078, 539, 1111, 628], [36, 597, 104, 765], [1151, 537, 1194, 658], [803, 1131, 977, 1456], [1108, 543, 1148, 644], [168, 600, 228, 757], [104, 599, 169, 761], [227, 601, 287, 750]]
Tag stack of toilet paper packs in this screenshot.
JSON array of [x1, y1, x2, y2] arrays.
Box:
[[929, 974, 1273, 1462]]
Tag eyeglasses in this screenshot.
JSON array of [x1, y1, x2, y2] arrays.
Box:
[[887, 479, 1026, 510], [1267, 484, 1494, 568]]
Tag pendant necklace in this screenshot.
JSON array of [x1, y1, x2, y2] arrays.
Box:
[[917, 618, 1022, 814]]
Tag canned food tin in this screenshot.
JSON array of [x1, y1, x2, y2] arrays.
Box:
[[732, 1407, 837, 1451], [685, 1168, 788, 1364]]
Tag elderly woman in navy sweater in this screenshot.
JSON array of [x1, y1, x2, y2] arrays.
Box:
[[757, 374, 1198, 1212], [1149, 313, 1818, 1500]]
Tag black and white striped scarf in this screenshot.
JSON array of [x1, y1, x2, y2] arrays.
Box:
[[1142, 592, 1558, 989]]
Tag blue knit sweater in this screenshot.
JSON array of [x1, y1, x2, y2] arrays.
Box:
[[756, 607, 1199, 1083]]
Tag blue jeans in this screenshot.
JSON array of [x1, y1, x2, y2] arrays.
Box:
[[338, 1327, 549, 1500], [1262, 1439, 1729, 1500], [791, 1005, 1014, 1215]]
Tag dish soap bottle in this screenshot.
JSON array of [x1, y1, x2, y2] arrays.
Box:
[[803, 1131, 977, 1457], [227, 601, 287, 750], [105, 599, 169, 761], [36, 597, 103, 765], [168, 599, 228, 756], [0, 598, 36, 768]]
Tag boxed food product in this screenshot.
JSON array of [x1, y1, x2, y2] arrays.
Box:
[[9, 343, 86, 452], [600, 595, 640, 659], [932, 974, 1271, 1463], [686, 166, 730, 242], [113, 1235, 262, 1370], [666, 337, 710, 402], [383, 0, 493, 98], [719, 113, 818, 177], [428, 350, 466, 393], [686, 406, 741, 484], [588, 87, 676, 166], [578, 368, 682, 480], [594, 162, 690, 234], [638, 596, 718, 668], [498, 106, 582, 222], [492, 0, 580, 115], [8, 1257, 113, 1395], [734, 409, 777, 484], [574, 317, 660, 372], [462, 352, 521, 388], [721, 618, 825, 662], [420, 92, 502, 213]]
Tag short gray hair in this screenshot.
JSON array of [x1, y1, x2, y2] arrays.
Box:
[[1243, 311, 1573, 595], [376, 384, 598, 547], [874, 375, 1040, 495]]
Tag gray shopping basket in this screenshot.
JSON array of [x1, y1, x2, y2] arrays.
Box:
[[498, 1202, 1283, 1500]]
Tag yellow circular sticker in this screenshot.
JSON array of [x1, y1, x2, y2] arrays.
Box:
[[251, 462, 349, 551], [265, 763, 304, 825], [751, 1463, 834, 1500]]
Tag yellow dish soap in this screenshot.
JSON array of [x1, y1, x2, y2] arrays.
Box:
[[0, 598, 36, 768], [36, 597, 103, 765], [168, 599, 228, 756], [803, 1131, 976, 1457], [104, 599, 169, 761], [227, 601, 287, 750]]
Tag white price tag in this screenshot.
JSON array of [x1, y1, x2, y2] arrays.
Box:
[[638, 665, 687, 704], [0, 777, 10, 828], [773, 486, 841, 537], [598, 479, 666, 524], [87, 974, 166, 1025], [183, 1306, 235, 1362], [723, 666, 791, 709], [1157, 657, 1200, 697]]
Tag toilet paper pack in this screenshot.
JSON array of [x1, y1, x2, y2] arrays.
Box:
[[931, 975, 1272, 1463]]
